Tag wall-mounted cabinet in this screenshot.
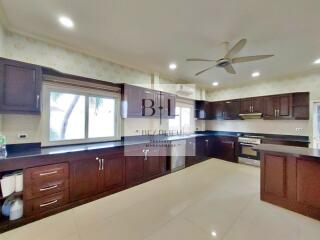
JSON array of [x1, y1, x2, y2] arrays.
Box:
[[0, 58, 42, 114], [121, 84, 176, 119], [196, 92, 309, 121]]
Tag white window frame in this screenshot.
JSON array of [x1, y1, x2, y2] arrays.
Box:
[[313, 101, 320, 149], [169, 100, 195, 134], [42, 82, 121, 146]]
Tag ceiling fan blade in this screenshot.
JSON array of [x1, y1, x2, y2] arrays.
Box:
[[195, 66, 216, 76], [225, 39, 247, 58], [186, 58, 216, 62], [232, 55, 274, 63], [224, 64, 236, 74]]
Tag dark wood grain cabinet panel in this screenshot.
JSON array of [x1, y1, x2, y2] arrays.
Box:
[[211, 136, 237, 162], [69, 152, 100, 202], [263, 154, 286, 197], [292, 92, 309, 120], [263, 94, 292, 119], [101, 152, 125, 191], [296, 159, 320, 209], [122, 84, 176, 119], [240, 98, 252, 113], [260, 152, 320, 220], [0, 58, 42, 113]]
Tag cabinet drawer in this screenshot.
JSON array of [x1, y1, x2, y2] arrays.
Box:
[[25, 191, 69, 216], [25, 163, 69, 182], [25, 179, 69, 200]]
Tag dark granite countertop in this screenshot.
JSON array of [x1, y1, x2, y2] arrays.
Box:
[[254, 144, 320, 159], [0, 131, 309, 161]]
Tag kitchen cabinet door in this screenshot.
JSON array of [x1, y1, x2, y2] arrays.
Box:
[[125, 147, 145, 186], [240, 98, 252, 113], [144, 149, 166, 180], [212, 101, 225, 120], [69, 152, 100, 202], [292, 92, 309, 120], [263, 95, 277, 119], [0, 58, 42, 113], [278, 94, 292, 119], [211, 136, 236, 162], [252, 97, 264, 113], [223, 100, 240, 120], [101, 151, 125, 191], [122, 84, 144, 118], [162, 93, 176, 119]]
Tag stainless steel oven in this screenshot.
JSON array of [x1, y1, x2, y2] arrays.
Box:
[[238, 136, 262, 166]]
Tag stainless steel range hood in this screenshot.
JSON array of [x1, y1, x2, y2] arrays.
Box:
[[239, 113, 263, 120]]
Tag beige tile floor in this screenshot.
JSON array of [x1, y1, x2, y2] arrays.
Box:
[[1, 159, 320, 240]]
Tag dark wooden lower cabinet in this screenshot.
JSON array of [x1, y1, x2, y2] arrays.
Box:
[[211, 136, 237, 162], [261, 152, 320, 220], [125, 146, 166, 186], [69, 151, 101, 202]]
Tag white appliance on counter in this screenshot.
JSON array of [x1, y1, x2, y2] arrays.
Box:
[[170, 140, 186, 172]]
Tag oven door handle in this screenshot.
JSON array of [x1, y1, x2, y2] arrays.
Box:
[[239, 143, 257, 147]]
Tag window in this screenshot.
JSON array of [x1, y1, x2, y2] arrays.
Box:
[[313, 102, 320, 149], [43, 84, 120, 146], [169, 101, 194, 134]]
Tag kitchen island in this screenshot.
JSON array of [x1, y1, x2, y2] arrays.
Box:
[[255, 144, 320, 220]]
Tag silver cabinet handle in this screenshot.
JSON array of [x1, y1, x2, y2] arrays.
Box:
[[40, 185, 58, 192], [142, 149, 150, 161], [40, 199, 58, 208], [277, 109, 280, 117], [101, 159, 104, 171], [36, 94, 40, 109], [39, 171, 58, 176], [96, 157, 101, 170], [274, 109, 277, 117]]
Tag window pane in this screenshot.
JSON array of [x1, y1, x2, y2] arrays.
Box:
[[169, 107, 181, 132], [181, 107, 191, 131], [50, 92, 85, 141], [89, 97, 115, 138]]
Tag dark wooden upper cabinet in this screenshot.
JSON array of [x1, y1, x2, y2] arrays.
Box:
[[163, 93, 176, 118], [240, 97, 264, 114], [122, 84, 176, 119], [0, 58, 42, 114], [212, 101, 225, 120], [292, 92, 309, 120], [223, 100, 240, 120], [263, 95, 277, 119], [195, 101, 212, 119], [240, 98, 252, 113], [278, 94, 292, 119], [263, 94, 292, 120], [252, 97, 264, 113]]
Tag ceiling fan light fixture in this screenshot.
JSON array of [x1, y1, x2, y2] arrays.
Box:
[[313, 58, 320, 64], [252, 72, 260, 78], [212, 82, 219, 86]]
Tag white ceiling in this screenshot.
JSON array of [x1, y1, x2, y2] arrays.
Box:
[[1, 0, 320, 89]]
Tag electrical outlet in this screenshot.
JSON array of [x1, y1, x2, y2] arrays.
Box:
[[18, 134, 28, 139], [295, 128, 303, 133]]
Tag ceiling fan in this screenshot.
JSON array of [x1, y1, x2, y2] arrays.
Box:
[[186, 39, 274, 76]]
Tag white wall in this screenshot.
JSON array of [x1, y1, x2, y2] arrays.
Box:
[[206, 72, 320, 141]]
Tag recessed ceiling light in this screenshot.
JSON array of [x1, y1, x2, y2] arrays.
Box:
[[252, 72, 260, 78], [313, 58, 320, 64], [59, 16, 74, 28], [169, 63, 177, 70], [211, 231, 217, 237], [212, 82, 219, 86]]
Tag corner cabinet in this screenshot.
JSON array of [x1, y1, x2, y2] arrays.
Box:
[[0, 58, 42, 114]]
